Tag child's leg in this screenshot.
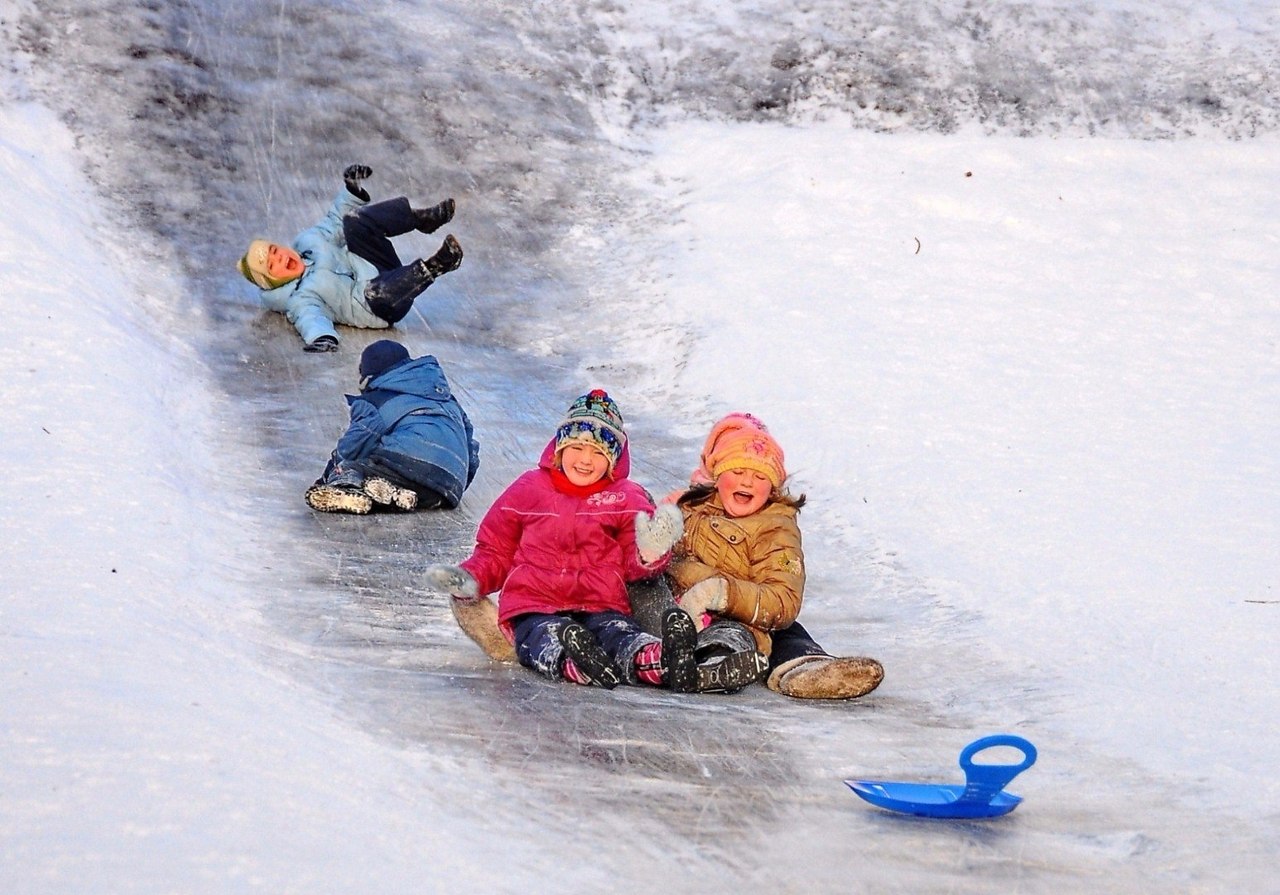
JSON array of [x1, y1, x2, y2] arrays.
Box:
[[558, 622, 623, 689], [510, 613, 573, 681], [579, 610, 694, 690], [581, 611, 654, 686], [510, 613, 622, 688], [342, 198, 415, 272], [361, 454, 446, 511], [766, 620, 884, 699], [694, 619, 770, 694], [629, 607, 698, 691], [363, 236, 463, 325]]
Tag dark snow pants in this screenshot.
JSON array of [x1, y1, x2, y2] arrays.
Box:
[[343, 197, 433, 325], [510, 610, 657, 685]]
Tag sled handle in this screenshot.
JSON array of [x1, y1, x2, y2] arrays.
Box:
[[957, 735, 1037, 804]]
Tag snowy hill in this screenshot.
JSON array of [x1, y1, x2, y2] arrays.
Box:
[[3, 0, 1277, 892]]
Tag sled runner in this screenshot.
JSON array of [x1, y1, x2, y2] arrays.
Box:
[[450, 595, 516, 663]]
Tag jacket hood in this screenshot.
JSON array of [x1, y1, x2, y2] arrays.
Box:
[[361, 355, 451, 398]]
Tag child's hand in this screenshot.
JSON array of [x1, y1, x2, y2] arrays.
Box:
[[634, 503, 684, 564], [423, 564, 479, 601], [304, 335, 338, 352], [678, 577, 728, 631], [342, 163, 373, 201]]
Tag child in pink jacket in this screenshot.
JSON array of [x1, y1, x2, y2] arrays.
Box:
[[425, 390, 696, 691]]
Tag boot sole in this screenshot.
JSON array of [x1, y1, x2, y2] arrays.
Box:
[[364, 477, 418, 510], [661, 608, 698, 693], [305, 485, 373, 515], [698, 650, 770, 693], [560, 623, 622, 690], [780, 657, 885, 699]]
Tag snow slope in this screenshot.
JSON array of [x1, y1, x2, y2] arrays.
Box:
[[3, 0, 1278, 891]]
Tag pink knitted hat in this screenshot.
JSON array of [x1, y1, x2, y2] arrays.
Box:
[[694, 412, 786, 489]]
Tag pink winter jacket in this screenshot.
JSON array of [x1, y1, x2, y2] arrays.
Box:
[[460, 437, 669, 626]]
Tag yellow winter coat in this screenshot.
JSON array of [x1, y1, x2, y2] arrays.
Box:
[[669, 494, 805, 655]]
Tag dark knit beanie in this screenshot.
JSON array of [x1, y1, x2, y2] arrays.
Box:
[[358, 339, 411, 386]]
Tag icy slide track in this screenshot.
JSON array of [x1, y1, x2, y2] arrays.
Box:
[[7, 0, 1277, 891]]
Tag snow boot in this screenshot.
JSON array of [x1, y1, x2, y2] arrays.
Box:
[[559, 622, 622, 690], [363, 476, 418, 510], [661, 608, 698, 693], [697, 649, 770, 694], [450, 596, 516, 663], [413, 198, 455, 234], [424, 234, 464, 278], [304, 482, 372, 515], [767, 655, 884, 700]]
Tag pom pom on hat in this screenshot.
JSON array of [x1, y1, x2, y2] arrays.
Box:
[[703, 413, 786, 489], [359, 339, 411, 387], [554, 389, 626, 474]]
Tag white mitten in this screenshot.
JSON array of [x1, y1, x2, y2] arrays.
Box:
[[634, 503, 684, 564], [423, 564, 479, 601], [678, 577, 728, 631]]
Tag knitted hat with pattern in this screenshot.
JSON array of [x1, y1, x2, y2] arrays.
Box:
[[553, 389, 626, 474]]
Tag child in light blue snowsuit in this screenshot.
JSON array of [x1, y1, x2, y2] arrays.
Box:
[[237, 165, 462, 352], [305, 340, 479, 514]]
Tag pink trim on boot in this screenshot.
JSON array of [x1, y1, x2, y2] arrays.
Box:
[[634, 642, 665, 685], [562, 658, 592, 686]]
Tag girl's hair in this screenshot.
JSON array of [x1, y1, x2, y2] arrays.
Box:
[[677, 481, 806, 511]]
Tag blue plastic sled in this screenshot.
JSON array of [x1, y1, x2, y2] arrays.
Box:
[[845, 734, 1037, 819]]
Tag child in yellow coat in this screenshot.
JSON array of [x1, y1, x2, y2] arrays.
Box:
[[669, 413, 883, 698]]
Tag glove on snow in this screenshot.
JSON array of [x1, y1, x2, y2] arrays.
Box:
[[424, 564, 480, 602], [678, 577, 728, 632], [634, 503, 683, 564], [343, 164, 372, 201], [305, 335, 339, 352]]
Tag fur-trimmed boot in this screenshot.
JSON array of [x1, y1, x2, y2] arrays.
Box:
[[767, 655, 884, 699], [304, 482, 373, 515], [363, 476, 418, 510], [413, 198, 455, 234], [450, 596, 516, 663]]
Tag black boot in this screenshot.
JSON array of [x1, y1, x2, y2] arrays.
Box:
[[559, 623, 622, 689], [661, 608, 698, 693], [697, 650, 770, 694], [413, 198, 455, 234], [424, 234, 464, 278]]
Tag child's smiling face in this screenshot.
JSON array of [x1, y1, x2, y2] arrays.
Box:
[[715, 468, 772, 517], [560, 443, 610, 487], [265, 243, 304, 281]]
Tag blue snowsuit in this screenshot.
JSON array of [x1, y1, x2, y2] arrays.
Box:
[[321, 355, 480, 508]]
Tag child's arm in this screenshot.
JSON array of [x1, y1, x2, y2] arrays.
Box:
[[330, 399, 384, 469], [458, 476, 529, 594], [284, 288, 341, 348], [312, 178, 369, 245]]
